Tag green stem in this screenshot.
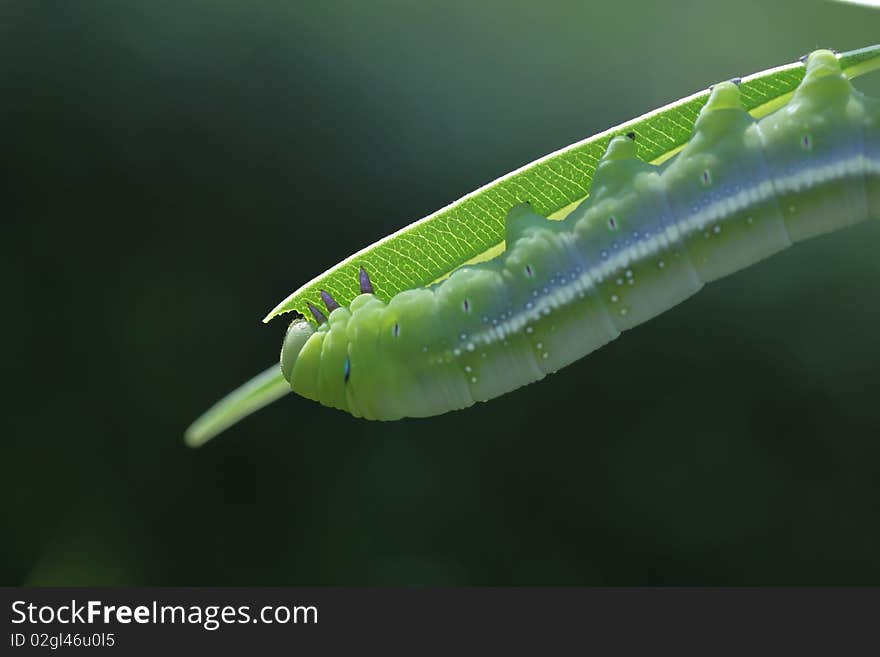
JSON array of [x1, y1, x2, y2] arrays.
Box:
[[184, 365, 289, 448]]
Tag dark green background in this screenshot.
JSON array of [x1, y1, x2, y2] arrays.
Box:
[[4, 0, 880, 585]]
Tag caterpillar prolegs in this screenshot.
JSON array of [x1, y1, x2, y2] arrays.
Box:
[[278, 50, 880, 421]]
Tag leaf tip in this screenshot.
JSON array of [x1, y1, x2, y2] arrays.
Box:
[[262, 300, 289, 323]]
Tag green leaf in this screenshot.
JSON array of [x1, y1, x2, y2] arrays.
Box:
[[186, 45, 880, 446], [263, 45, 880, 323]]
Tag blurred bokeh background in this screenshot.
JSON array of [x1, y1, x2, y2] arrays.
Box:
[[4, 0, 880, 585]]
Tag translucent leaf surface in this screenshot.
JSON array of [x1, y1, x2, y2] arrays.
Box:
[[264, 45, 880, 323]]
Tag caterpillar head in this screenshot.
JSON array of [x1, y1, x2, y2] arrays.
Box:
[[280, 318, 315, 382], [280, 267, 376, 395]]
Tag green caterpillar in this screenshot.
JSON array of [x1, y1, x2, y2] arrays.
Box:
[[277, 50, 879, 420], [186, 48, 880, 443]]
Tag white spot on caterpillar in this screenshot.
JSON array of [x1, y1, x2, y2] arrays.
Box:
[[625, 269, 633, 278], [542, 352, 549, 359], [459, 332, 468, 341], [467, 343, 475, 352], [526, 326, 534, 334], [746, 217, 754, 224], [453, 348, 461, 356], [611, 294, 619, 303], [658, 260, 666, 269], [600, 250, 608, 259], [422, 346, 428, 352], [713, 225, 721, 234], [465, 365, 472, 373], [536, 342, 543, 349], [616, 278, 623, 285], [619, 308, 629, 316]]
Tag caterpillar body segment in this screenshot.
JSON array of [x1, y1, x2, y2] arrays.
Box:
[[662, 81, 792, 282], [759, 50, 870, 241], [281, 50, 880, 421], [567, 135, 704, 331]]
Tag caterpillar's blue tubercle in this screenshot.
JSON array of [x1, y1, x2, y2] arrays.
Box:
[[276, 50, 880, 421]]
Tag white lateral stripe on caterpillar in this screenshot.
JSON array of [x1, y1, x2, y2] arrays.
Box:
[[481, 153, 877, 348]]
